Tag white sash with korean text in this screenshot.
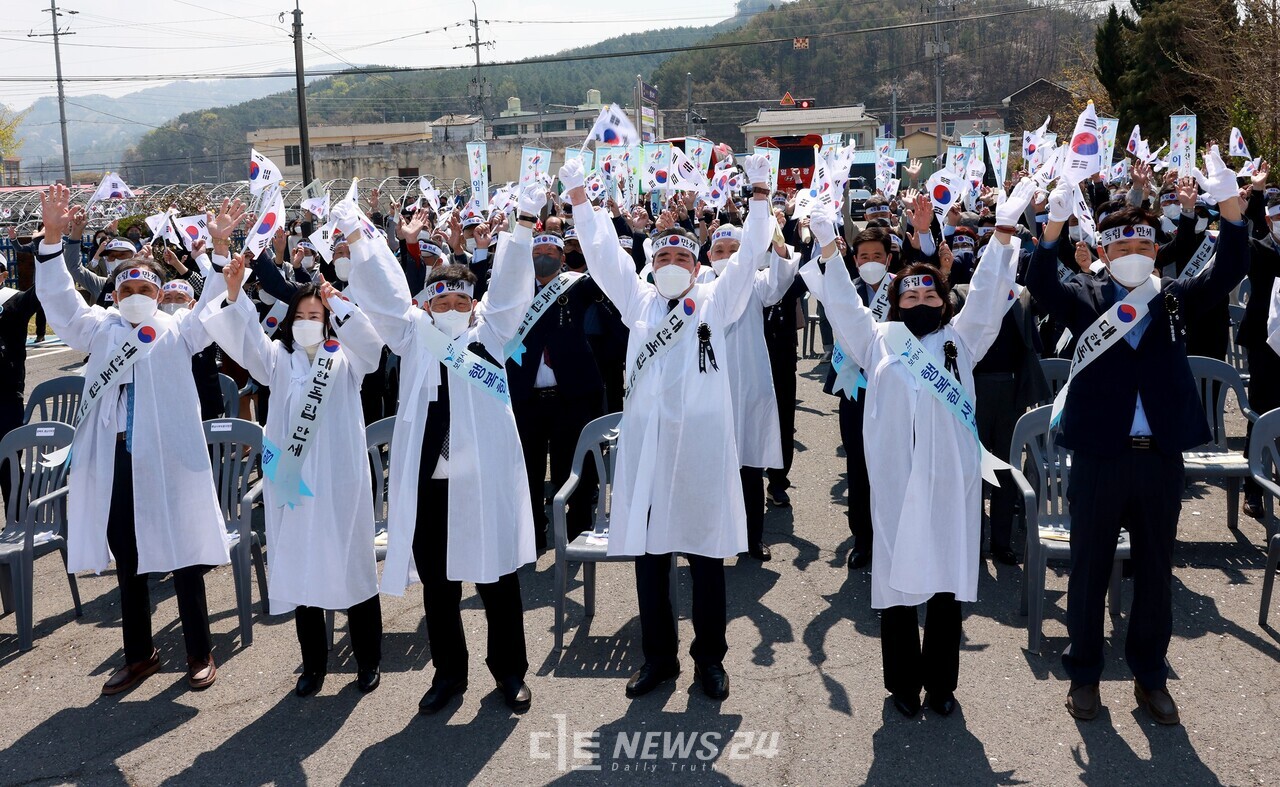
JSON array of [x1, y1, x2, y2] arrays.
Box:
[[1177, 231, 1217, 281], [624, 290, 704, 400], [503, 271, 585, 363], [262, 339, 342, 508], [41, 318, 169, 467], [882, 322, 1010, 484], [1050, 275, 1161, 427], [260, 299, 290, 338], [418, 320, 512, 404]]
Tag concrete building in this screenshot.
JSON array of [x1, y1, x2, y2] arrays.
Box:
[[900, 109, 1004, 139], [245, 121, 435, 180], [2, 157, 20, 186], [491, 89, 664, 142], [739, 105, 880, 149], [899, 129, 954, 164]]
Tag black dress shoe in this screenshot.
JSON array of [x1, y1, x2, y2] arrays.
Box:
[[694, 663, 730, 700], [1244, 497, 1265, 521], [766, 487, 791, 507], [625, 662, 680, 698], [419, 676, 467, 714], [357, 667, 380, 693], [748, 542, 772, 561], [847, 548, 871, 570], [295, 671, 325, 697], [926, 691, 957, 716], [990, 548, 1019, 566], [498, 676, 532, 712], [892, 693, 921, 718]]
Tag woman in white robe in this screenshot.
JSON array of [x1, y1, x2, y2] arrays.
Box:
[[804, 205, 1020, 718], [202, 255, 384, 697]]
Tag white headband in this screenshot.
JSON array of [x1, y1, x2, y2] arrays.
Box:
[[115, 267, 163, 290], [532, 234, 565, 249], [711, 226, 741, 245], [1266, 204, 1280, 218], [951, 235, 975, 249], [865, 205, 890, 215], [656, 234, 699, 257], [898, 273, 937, 293], [461, 215, 483, 228], [564, 227, 578, 240], [418, 240, 445, 259], [163, 280, 194, 297], [427, 278, 474, 300], [1098, 224, 1156, 246], [619, 236, 634, 249]]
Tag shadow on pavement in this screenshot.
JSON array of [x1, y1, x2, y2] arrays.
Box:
[[865, 698, 1024, 786]]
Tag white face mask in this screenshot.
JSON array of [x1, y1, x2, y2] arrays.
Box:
[[1162, 205, 1181, 220], [857, 261, 887, 286], [259, 289, 277, 306], [1068, 226, 1082, 242], [117, 293, 158, 324], [334, 258, 352, 281], [1271, 222, 1280, 242], [300, 254, 314, 271], [160, 303, 187, 316], [1195, 217, 1209, 234], [432, 308, 472, 338], [292, 318, 325, 348], [710, 256, 729, 276], [653, 264, 693, 299], [1107, 252, 1156, 288], [465, 237, 477, 253]]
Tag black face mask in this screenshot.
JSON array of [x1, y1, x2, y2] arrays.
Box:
[[533, 254, 563, 277], [900, 304, 944, 337], [565, 250, 586, 270]]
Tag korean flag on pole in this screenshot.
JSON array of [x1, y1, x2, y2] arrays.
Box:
[[1063, 102, 1102, 183], [926, 168, 964, 220], [87, 171, 134, 207], [418, 176, 440, 212], [585, 104, 639, 147], [173, 214, 212, 253], [1230, 128, 1252, 159], [244, 184, 284, 258], [248, 148, 283, 195]]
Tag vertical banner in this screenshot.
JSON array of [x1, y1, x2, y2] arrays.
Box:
[[596, 145, 619, 202], [875, 137, 897, 192], [643, 142, 673, 192], [960, 135, 985, 163], [985, 133, 1011, 185], [686, 137, 713, 175], [564, 147, 594, 175], [1097, 117, 1119, 172], [625, 144, 643, 198], [466, 141, 489, 213], [753, 146, 781, 191], [1170, 114, 1197, 177], [519, 145, 551, 188], [947, 145, 968, 175]]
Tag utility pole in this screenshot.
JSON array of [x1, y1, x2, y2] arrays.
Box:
[[465, 0, 493, 135], [635, 74, 643, 142], [31, 1, 76, 184], [925, 0, 948, 162], [291, 0, 313, 185], [686, 72, 693, 136], [890, 83, 898, 141]]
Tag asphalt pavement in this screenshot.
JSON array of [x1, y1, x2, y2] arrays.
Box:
[[2, 349, 1277, 786]]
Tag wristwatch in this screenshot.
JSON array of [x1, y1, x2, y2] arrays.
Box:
[[517, 212, 538, 224]]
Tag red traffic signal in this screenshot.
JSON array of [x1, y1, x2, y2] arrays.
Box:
[[797, 98, 817, 109]]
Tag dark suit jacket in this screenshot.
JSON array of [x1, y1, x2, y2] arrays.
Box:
[[1024, 220, 1249, 457], [504, 276, 606, 403]]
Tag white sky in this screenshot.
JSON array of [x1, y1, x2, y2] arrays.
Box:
[[1, 0, 740, 110]]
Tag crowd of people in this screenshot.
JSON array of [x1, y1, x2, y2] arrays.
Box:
[[1, 128, 1273, 728]]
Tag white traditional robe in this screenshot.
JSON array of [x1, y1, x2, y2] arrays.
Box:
[[721, 247, 799, 469], [803, 238, 1018, 608], [34, 242, 229, 575], [572, 199, 771, 558], [200, 293, 382, 613], [345, 226, 536, 589]]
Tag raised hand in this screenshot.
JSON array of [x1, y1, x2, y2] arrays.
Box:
[[67, 205, 88, 240], [317, 274, 338, 307], [1177, 176, 1198, 213], [1252, 159, 1271, 191], [39, 183, 73, 240], [224, 252, 247, 302], [208, 198, 248, 248], [1075, 241, 1091, 269], [905, 158, 923, 179], [401, 207, 430, 239], [473, 221, 493, 250], [938, 240, 953, 276]]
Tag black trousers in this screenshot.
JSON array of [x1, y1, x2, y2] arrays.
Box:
[[1244, 341, 1280, 498], [1063, 448, 1182, 690], [839, 394, 872, 550], [975, 373, 1021, 552], [0, 397, 21, 508], [412, 478, 528, 684], [880, 593, 961, 698], [765, 345, 797, 490], [739, 467, 765, 545], [513, 388, 601, 541], [634, 552, 726, 668], [294, 594, 383, 675], [107, 440, 211, 664]]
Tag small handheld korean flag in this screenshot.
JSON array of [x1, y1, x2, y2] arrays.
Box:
[[173, 214, 212, 252], [794, 149, 834, 220], [248, 148, 283, 195], [301, 192, 329, 220], [585, 104, 639, 148], [925, 168, 963, 219], [1063, 102, 1102, 183], [669, 146, 708, 193], [1230, 128, 1252, 160], [418, 176, 440, 212], [87, 171, 134, 206], [244, 184, 284, 258], [1126, 125, 1142, 156], [144, 211, 176, 244]]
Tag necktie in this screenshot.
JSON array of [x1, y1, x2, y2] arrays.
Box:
[[438, 364, 450, 461], [125, 382, 136, 453]]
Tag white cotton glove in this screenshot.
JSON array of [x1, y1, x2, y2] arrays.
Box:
[[742, 153, 771, 187], [810, 206, 838, 248], [1047, 183, 1074, 222], [558, 159, 585, 192], [517, 182, 546, 215], [995, 177, 1036, 227], [330, 199, 361, 239], [1194, 144, 1239, 205]]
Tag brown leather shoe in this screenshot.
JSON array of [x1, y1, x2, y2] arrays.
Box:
[[1065, 682, 1100, 721], [1134, 681, 1180, 725], [101, 649, 161, 696], [186, 653, 217, 691]]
